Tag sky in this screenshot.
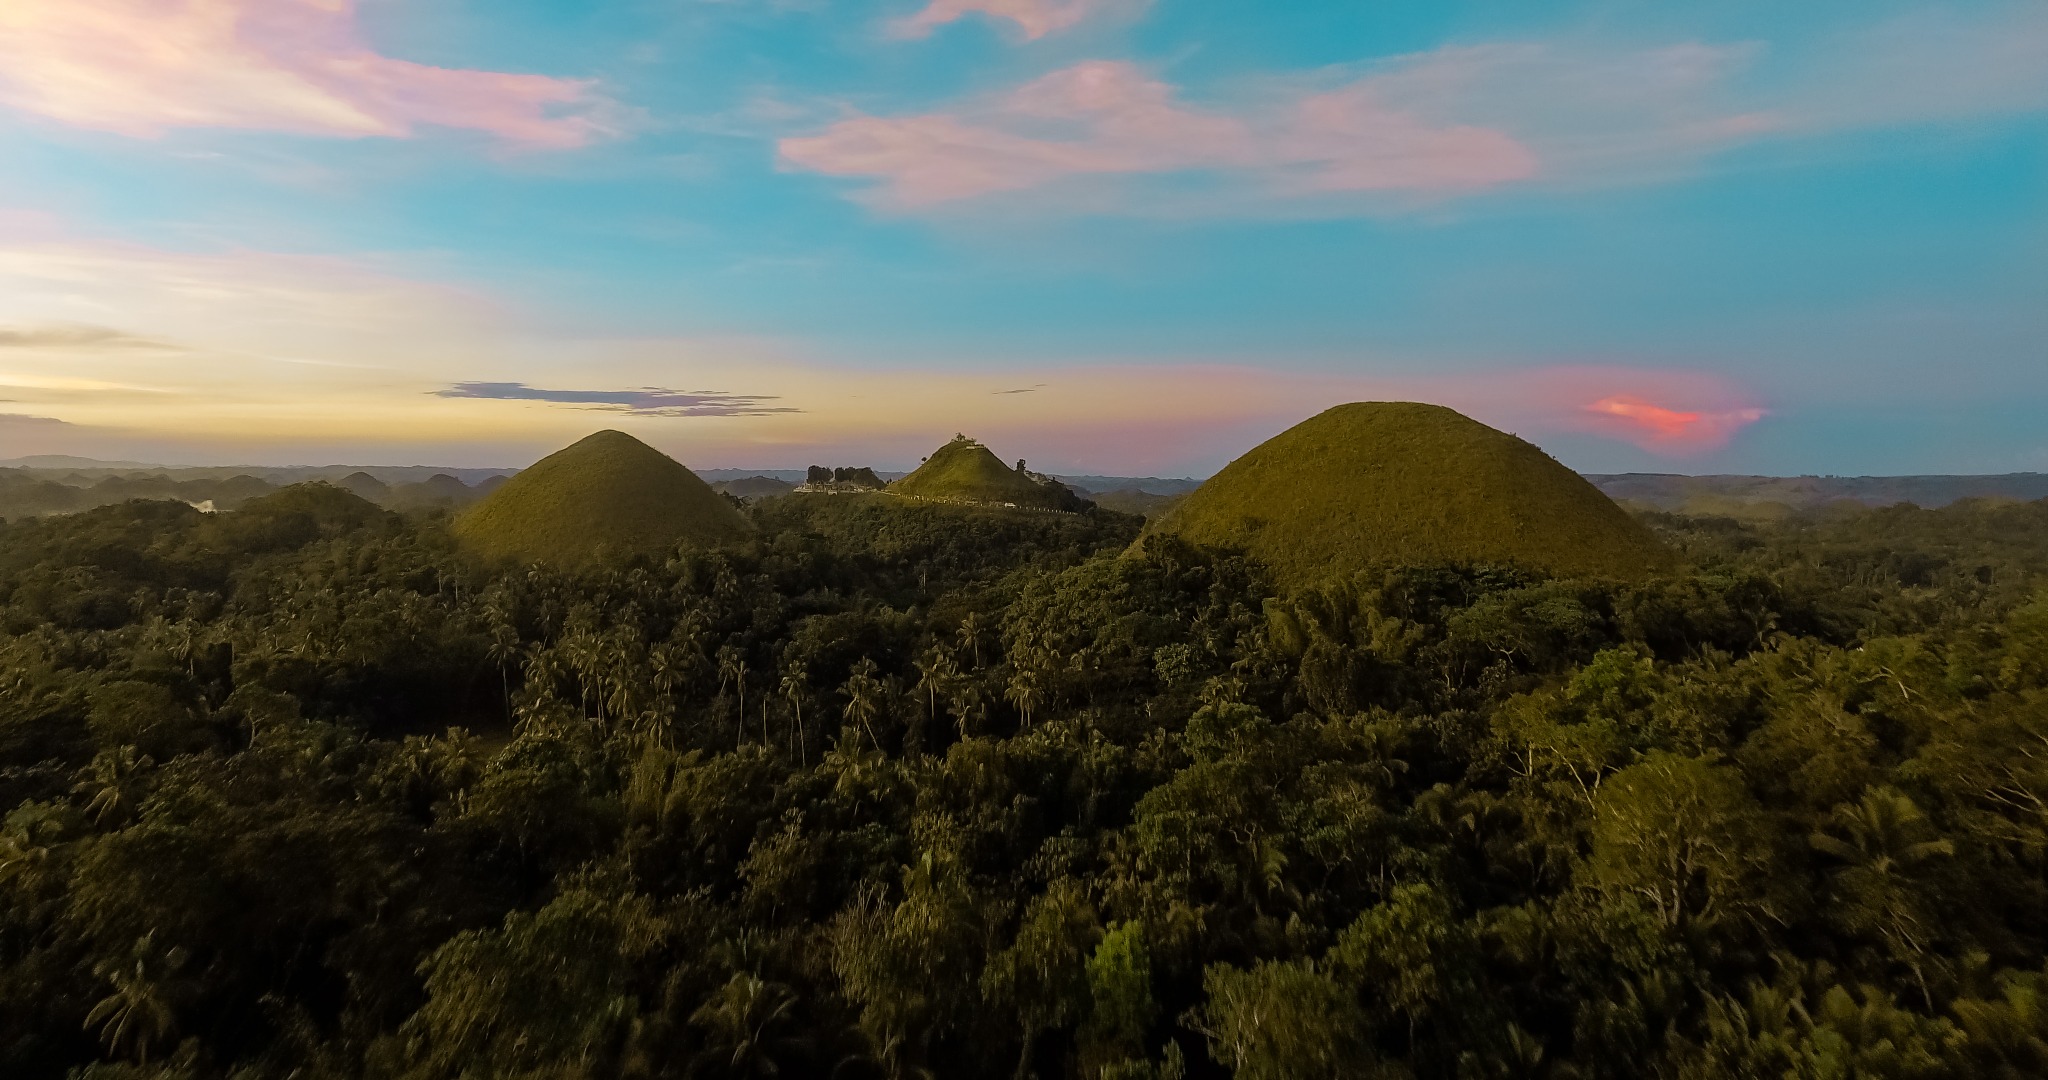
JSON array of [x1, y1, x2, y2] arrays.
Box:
[[0, 0, 2043, 476]]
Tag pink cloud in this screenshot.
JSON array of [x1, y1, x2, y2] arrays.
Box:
[[798, 8, 2048, 217], [1581, 394, 1766, 452], [1268, 363, 1769, 458], [779, 61, 1538, 208], [890, 0, 1125, 41], [0, 0, 609, 146], [1406, 364, 1769, 456]]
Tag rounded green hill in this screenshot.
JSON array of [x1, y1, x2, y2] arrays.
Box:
[[889, 435, 1087, 512], [454, 430, 750, 567], [1146, 402, 1674, 588]]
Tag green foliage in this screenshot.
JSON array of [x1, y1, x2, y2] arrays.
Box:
[[454, 430, 751, 567], [405, 874, 664, 1077], [1586, 752, 1782, 932], [1198, 959, 1366, 1080], [1147, 402, 1675, 589], [1083, 921, 1156, 1066], [0, 463, 2046, 1079]]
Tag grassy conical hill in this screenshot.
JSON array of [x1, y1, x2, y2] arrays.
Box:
[[889, 436, 1087, 512], [1147, 402, 1674, 588], [454, 430, 750, 567]]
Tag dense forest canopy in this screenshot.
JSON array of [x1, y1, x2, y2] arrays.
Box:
[[2, 482, 2047, 1079]]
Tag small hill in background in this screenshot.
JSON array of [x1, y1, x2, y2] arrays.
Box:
[[1088, 489, 1186, 518], [1055, 475, 1203, 497], [453, 430, 751, 567], [1147, 402, 1674, 588], [889, 435, 1090, 512], [714, 476, 799, 501], [336, 472, 392, 502], [386, 473, 483, 512]]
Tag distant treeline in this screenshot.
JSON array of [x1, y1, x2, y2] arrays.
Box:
[[1593, 472, 2048, 518]]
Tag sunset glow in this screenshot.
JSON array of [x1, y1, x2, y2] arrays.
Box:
[[1582, 395, 1769, 453], [0, 1, 2040, 474]]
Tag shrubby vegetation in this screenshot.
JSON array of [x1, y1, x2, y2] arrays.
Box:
[[3, 482, 2047, 1078]]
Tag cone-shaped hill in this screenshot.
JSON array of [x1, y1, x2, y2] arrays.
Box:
[[889, 436, 1088, 512], [454, 431, 750, 567], [1146, 402, 1674, 588]]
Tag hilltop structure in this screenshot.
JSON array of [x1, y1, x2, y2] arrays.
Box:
[[888, 435, 1089, 512], [454, 430, 750, 567], [1146, 402, 1673, 588]]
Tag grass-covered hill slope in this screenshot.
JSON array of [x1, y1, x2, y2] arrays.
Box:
[[454, 430, 750, 567], [1148, 402, 1674, 587], [888, 436, 1088, 512]]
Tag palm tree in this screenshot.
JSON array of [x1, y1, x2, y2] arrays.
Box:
[[170, 619, 202, 676], [956, 613, 989, 671], [1810, 786, 1956, 1003], [911, 646, 956, 754], [718, 645, 743, 706], [780, 662, 809, 765], [605, 643, 644, 732], [485, 621, 521, 724], [649, 640, 688, 699], [1004, 668, 1042, 728], [521, 644, 570, 717], [948, 681, 986, 740], [913, 646, 955, 725], [841, 660, 884, 751], [645, 642, 693, 750], [1809, 786, 1956, 875], [690, 973, 812, 1077], [735, 658, 751, 747], [74, 745, 155, 828], [85, 934, 187, 1064], [563, 631, 605, 721], [0, 802, 63, 885]]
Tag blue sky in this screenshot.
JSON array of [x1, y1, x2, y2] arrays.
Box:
[[0, 0, 2041, 475]]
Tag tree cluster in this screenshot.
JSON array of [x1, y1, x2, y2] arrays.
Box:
[[3, 486, 2047, 1079]]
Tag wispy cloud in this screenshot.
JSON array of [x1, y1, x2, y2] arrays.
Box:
[[0, 325, 172, 350], [0, 0, 613, 146], [0, 413, 71, 429], [786, 5, 2048, 215], [780, 60, 1537, 208], [0, 216, 506, 350], [435, 382, 800, 417], [889, 0, 1134, 42]]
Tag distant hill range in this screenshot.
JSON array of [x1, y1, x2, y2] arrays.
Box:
[[1588, 473, 2048, 519], [0, 457, 514, 519], [7, 455, 2041, 525], [0, 457, 515, 487]]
